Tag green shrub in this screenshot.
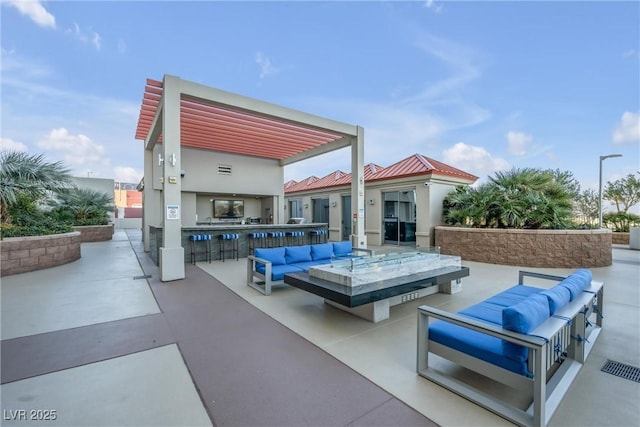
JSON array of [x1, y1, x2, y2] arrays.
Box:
[[49, 187, 113, 226], [443, 168, 575, 229], [603, 212, 640, 232]]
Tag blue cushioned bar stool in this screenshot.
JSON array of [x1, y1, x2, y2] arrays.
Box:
[[267, 231, 285, 247], [247, 232, 267, 254], [309, 229, 328, 244], [286, 230, 305, 246], [188, 234, 212, 264], [218, 233, 239, 261]]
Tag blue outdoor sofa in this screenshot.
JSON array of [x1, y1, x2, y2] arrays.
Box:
[[417, 269, 604, 427], [246, 241, 372, 295]]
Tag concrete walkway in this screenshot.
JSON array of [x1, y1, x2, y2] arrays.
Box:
[[1, 230, 432, 427], [2, 229, 639, 426]]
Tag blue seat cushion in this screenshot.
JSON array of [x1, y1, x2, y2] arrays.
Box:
[[254, 247, 286, 266], [290, 260, 331, 271], [285, 245, 312, 264], [459, 302, 503, 326], [539, 285, 571, 314], [429, 319, 528, 376], [311, 243, 334, 261], [255, 264, 305, 281], [484, 285, 541, 307], [332, 241, 352, 256], [558, 269, 591, 300]]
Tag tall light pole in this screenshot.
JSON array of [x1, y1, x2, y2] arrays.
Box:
[[599, 154, 623, 228]]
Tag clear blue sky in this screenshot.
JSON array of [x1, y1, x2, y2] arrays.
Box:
[[2, 1, 638, 199]]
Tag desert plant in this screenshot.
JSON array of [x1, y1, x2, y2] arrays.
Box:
[[0, 151, 72, 223], [603, 211, 640, 232], [443, 168, 575, 229], [50, 187, 114, 226]]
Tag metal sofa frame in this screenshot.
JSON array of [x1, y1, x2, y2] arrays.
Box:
[[246, 245, 372, 296], [417, 271, 604, 427]]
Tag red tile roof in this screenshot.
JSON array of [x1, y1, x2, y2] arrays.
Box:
[[285, 154, 476, 194], [285, 164, 386, 193], [368, 153, 477, 182]]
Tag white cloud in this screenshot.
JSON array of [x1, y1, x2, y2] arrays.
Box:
[[1, 137, 29, 152], [441, 142, 510, 180], [5, 0, 55, 28], [506, 131, 532, 156], [113, 166, 143, 184], [37, 128, 108, 173], [117, 38, 127, 55], [255, 52, 280, 80], [92, 32, 102, 51], [424, 0, 443, 13], [613, 111, 640, 144], [65, 22, 103, 52], [623, 49, 638, 58]]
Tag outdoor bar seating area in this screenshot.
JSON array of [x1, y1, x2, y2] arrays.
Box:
[[148, 223, 328, 265]]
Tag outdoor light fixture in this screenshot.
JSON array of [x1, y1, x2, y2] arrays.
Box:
[[599, 154, 623, 228], [169, 153, 177, 167]]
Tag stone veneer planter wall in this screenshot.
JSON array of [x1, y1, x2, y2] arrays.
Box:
[[1, 232, 81, 276], [611, 232, 629, 245], [72, 224, 114, 242], [435, 226, 612, 268]]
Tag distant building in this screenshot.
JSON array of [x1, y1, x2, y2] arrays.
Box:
[[114, 182, 142, 208], [284, 153, 477, 248]]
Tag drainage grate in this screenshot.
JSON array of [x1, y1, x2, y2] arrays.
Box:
[[133, 274, 152, 280], [601, 360, 640, 383]]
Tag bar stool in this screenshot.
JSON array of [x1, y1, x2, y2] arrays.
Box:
[[286, 231, 305, 246], [267, 231, 285, 247], [188, 234, 212, 264], [248, 232, 267, 254], [309, 229, 328, 244], [218, 233, 239, 261]]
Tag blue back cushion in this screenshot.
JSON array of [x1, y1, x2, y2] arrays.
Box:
[[539, 285, 571, 314], [502, 294, 551, 362], [558, 269, 592, 300], [333, 241, 352, 256], [502, 293, 550, 334], [285, 245, 312, 264], [311, 243, 334, 261], [254, 247, 286, 266]]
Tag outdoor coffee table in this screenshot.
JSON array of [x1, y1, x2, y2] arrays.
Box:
[[284, 262, 469, 322]]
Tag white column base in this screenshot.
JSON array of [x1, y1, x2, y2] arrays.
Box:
[[325, 299, 390, 323], [160, 247, 185, 282], [440, 279, 463, 294]]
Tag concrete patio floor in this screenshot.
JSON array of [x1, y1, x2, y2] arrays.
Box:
[[1, 229, 638, 426]]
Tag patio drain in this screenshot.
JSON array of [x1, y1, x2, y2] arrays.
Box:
[[133, 274, 152, 280], [601, 360, 640, 383]]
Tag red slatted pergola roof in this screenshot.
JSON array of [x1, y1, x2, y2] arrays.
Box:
[[135, 78, 355, 162]]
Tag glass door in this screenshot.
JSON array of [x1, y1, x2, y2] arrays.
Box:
[[382, 189, 416, 246], [341, 195, 351, 241]]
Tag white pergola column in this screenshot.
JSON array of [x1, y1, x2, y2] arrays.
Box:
[[142, 147, 153, 252], [351, 126, 366, 248], [159, 75, 185, 281]]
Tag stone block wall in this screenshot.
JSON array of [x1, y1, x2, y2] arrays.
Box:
[[611, 232, 629, 245], [1, 232, 81, 276], [435, 226, 612, 268], [72, 224, 114, 242]]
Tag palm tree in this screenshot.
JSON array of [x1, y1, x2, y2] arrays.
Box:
[[443, 168, 576, 229], [50, 187, 114, 225], [0, 151, 72, 223]]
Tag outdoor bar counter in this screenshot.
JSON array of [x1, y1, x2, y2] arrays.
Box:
[[148, 223, 329, 265]]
